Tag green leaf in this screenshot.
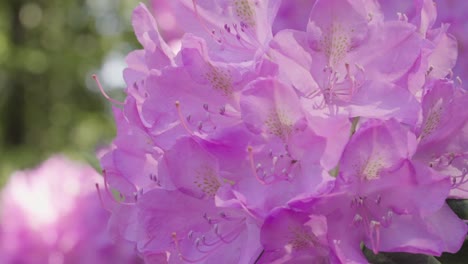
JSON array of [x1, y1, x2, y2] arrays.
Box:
[[437, 238, 468, 263], [447, 199, 468, 220], [363, 247, 441, 264]]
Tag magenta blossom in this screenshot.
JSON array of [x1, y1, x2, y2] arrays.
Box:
[[98, 0, 468, 263], [413, 79, 468, 198], [0, 156, 141, 264], [380, 0, 468, 81], [258, 207, 338, 263], [290, 119, 467, 262], [106, 137, 262, 263]]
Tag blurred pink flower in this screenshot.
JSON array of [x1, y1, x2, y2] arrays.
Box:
[[0, 156, 142, 264]]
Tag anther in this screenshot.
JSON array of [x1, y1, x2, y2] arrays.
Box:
[[353, 214, 363, 224], [345, 63, 351, 77], [397, 12, 408, 22], [172, 231, 212, 263], [426, 66, 434, 76], [219, 105, 226, 115], [198, 121, 203, 131], [357, 196, 365, 206], [224, 24, 231, 33], [447, 69, 453, 79], [375, 195, 381, 205]]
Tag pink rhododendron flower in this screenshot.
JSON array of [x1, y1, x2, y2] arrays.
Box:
[[0, 156, 141, 264], [98, 0, 468, 263], [259, 207, 338, 263], [290, 119, 467, 262], [380, 0, 468, 81], [413, 79, 468, 198]]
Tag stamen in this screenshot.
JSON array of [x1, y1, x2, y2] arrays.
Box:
[[357, 196, 365, 206], [247, 146, 267, 185], [92, 74, 124, 105], [345, 63, 351, 77], [219, 105, 226, 115], [191, 0, 221, 43], [203, 213, 220, 225], [447, 69, 453, 79], [382, 210, 393, 226], [224, 24, 231, 33], [353, 214, 363, 224], [102, 170, 135, 206], [195, 238, 213, 254], [95, 183, 111, 212], [171, 232, 213, 263], [213, 222, 245, 244], [370, 221, 381, 254], [198, 121, 203, 131], [149, 173, 162, 186], [175, 101, 194, 135], [271, 156, 278, 167], [375, 195, 381, 205], [201, 235, 217, 247], [397, 12, 408, 22], [426, 65, 434, 76], [191, 1, 240, 48], [355, 63, 365, 73], [452, 174, 468, 192]]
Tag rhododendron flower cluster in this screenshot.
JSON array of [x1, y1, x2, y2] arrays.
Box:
[[0, 156, 141, 264], [100, 0, 468, 263]]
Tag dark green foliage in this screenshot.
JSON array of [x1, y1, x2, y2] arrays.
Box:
[[448, 199, 468, 220], [364, 247, 442, 264], [0, 0, 139, 183]]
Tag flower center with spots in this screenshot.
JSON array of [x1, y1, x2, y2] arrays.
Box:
[[194, 166, 221, 197], [420, 99, 443, 140], [234, 0, 256, 28], [264, 110, 293, 140], [361, 155, 385, 180], [205, 64, 233, 96], [319, 22, 351, 66], [351, 154, 387, 181], [287, 226, 318, 250]]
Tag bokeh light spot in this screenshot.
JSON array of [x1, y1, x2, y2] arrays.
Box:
[[19, 3, 43, 29]]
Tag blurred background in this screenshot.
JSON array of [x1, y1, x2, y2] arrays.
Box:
[[0, 0, 142, 185]]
